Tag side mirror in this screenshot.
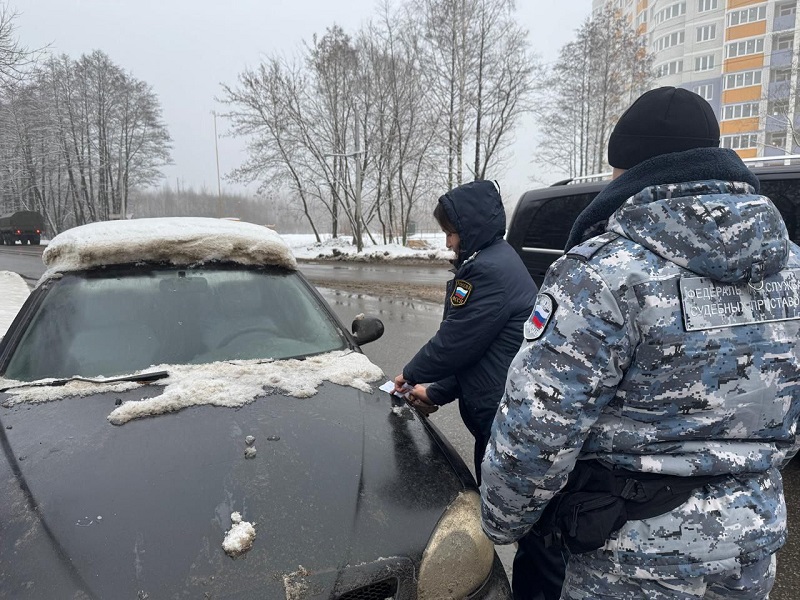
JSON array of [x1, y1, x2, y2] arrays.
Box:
[[351, 315, 384, 345]]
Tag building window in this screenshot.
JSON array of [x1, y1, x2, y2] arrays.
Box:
[[698, 0, 718, 11], [772, 67, 792, 82], [654, 31, 685, 52], [693, 84, 714, 100], [653, 2, 686, 25], [721, 134, 758, 149], [774, 35, 794, 51], [655, 60, 684, 78], [696, 24, 717, 42], [777, 2, 797, 17], [726, 38, 765, 58], [727, 5, 767, 26], [723, 70, 763, 89], [722, 102, 759, 120], [767, 132, 787, 149], [695, 54, 716, 72]]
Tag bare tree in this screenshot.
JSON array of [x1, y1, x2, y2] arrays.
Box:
[[0, 50, 171, 232], [469, 0, 540, 180], [0, 4, 40, 85], [417, 0, 480, 188], [222, 58, 325, 242], [224, 0, 539, 243], [536, 7, 653, 178], [363, 1, 442, 244]]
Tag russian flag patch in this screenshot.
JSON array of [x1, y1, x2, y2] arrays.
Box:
[[524, 293, 556, 341], [450, 279, 473, 307]]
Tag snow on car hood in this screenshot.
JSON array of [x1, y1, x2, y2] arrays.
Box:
[[0, 350, 383, 425], [39, 217, 297, 284]]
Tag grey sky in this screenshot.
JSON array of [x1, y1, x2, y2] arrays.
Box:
[[15, 0, 592, 204]]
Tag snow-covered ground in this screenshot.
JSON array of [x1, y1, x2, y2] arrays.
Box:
[[281, 232, 453, 262], [0, 272, 30, 337]]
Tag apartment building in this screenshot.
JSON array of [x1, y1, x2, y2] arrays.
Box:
[[592, 0, 800, 158]]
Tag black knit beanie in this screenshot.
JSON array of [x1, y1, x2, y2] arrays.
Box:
[[608, 87, 720, 169]]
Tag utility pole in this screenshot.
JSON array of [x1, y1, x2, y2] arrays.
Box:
[[212, 110, 222, 217]]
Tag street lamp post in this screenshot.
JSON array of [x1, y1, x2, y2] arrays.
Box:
[[212, 110, 222, 217]]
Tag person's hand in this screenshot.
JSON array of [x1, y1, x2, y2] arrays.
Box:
[[394, 374, 409, 395], [407, 384, 439, 416]]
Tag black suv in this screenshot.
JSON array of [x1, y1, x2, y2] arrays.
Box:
[[507, 162, 800, 287]]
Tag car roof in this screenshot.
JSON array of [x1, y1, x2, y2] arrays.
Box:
[[518, 163, 800, 202], [40, 217, 297, 280]]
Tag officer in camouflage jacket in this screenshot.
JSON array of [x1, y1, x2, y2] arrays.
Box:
[[481, 87, 800, 598]]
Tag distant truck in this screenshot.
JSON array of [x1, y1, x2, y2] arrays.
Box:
[[0, 211, 44, 245]]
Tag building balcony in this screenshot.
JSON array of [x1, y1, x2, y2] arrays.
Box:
[[765, 116, 791, 132], [768, 81, 792, 99], [770, 49, 795, 68], [764, 145, 787, 157], [773, 14, 796, 31]]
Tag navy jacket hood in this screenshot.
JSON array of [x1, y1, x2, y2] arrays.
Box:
[[439, 180, 506, 265]]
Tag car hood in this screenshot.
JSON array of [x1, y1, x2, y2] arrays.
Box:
[[0, 382, 468, 598]]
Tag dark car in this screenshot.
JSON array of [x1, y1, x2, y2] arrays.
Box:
[[0, 217, 511, 599], [508, 160, 800, 287]]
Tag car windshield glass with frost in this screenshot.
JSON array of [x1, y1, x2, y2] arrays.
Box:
[[4, 266, 348, 381]]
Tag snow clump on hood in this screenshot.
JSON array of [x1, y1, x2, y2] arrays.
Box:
[[222, 512, 256, 558], [0, 350, 384, 425]]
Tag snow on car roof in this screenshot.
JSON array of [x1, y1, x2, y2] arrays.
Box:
[[0, 350, 385, 425], [40, 217, 297, 280]]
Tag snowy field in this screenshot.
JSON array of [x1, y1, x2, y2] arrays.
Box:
[[0, 272, 30, 336], [281, 232, 453, 262]]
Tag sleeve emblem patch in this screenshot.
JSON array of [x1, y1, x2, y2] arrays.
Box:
[[450, 280, 473, 307], [524, 293, 556, 341]]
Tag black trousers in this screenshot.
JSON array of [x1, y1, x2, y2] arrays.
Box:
[[459, 398, 496, 485], [512, 532, 567, 600]]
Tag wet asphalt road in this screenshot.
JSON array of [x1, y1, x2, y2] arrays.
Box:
[[2, 248, 798, 596]]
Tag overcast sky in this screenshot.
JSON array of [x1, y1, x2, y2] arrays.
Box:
[[15, 0, 592, 204]]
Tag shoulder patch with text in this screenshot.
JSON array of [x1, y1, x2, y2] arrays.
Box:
[[450, 280, 473, 307], [679, 271, 800, 331], [524, 293, 556, 341]]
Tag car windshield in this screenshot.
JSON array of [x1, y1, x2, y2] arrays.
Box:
[[3, 265, 349, 381]]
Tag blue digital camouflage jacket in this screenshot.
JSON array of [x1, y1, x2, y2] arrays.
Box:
[[481, 165, 800, 578]]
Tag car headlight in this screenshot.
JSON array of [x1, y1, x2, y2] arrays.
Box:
[[417, 490, 495, 599]]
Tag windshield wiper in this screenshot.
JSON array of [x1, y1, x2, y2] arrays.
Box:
[[0, 370, 170, 393]]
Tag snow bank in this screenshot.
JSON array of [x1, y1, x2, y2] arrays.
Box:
[[281, 232, 454, 262], [0, 350, 384, 425], [0, 271, 30, 336], [40, 218, 297, 283]]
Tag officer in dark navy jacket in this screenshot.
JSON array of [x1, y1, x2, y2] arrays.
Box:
[[394, 180, 564, 600]]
